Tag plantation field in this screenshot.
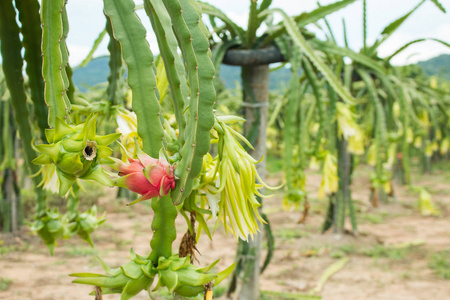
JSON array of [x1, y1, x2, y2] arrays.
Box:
[[1, 163, 450, 300]]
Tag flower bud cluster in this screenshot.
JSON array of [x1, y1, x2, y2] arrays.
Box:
[[32, 114, 120, 195]]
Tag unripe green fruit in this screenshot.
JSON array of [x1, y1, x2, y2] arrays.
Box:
[[154, 255, 217, 297], [66, 205, 106, 247], [29, 209, 69, 255]]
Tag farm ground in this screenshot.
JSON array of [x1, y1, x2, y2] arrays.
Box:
[[1, 163, 450, 300]]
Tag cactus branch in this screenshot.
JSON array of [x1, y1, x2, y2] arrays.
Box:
[[163, 0, 216, 205], [14, 0, 48, 137], [104, 0, 165, 158], [41, 0, 70, 127], [144, 0, 188, 146]]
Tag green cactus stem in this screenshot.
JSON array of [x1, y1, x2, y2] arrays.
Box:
[[105, 14, 124, 106], [144, 0, 188, 147], [163, 0, 216, 205], [41, 0, 70, 127], [14, 0, 48, 137], [103, 0, 165, 158], [149, 195, 177, 263]]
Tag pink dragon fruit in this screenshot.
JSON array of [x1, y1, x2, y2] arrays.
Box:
[[113, 149, 176, 205]]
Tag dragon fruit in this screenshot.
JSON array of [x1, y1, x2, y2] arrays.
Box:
[[112, 145, 176, 205]]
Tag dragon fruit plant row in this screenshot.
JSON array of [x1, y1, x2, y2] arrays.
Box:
[[21, 0, 278, 299]]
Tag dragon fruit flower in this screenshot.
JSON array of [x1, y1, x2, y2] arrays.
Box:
[[32, 114, 121, 196], [112, 145, 176, 205]]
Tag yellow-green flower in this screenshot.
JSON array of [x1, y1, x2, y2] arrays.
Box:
[[309, 156, 321, 170], [367, 144, 377, 167], [383, 143, 397, 171], [336, 102, 359, 139], [318, 153, 338, 199], [406, 127, 414, 143], [440, 138, 449, 155], [393, 102, 400, 118], [115, 108, 140, 154], [418, 110, 430, 127], [414, 136, 422, 148], [436, 129, 442, 141], [348, 128, 365, 155], [203, 116, 279, 241], [418, 188, 440, 216], [425, 141, 433, 157]]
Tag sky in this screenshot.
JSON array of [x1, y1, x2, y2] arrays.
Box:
[[65, 0, 450, 66]]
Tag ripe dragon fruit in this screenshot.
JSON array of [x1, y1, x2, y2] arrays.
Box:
[[112, 145, 176, 205]]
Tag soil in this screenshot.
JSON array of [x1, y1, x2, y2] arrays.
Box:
[[1, 164, 450, 300]]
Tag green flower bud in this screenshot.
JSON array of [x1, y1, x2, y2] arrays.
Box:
[[70, 249, 155, 300], [29, 208, 70, 255], [32, 114, 121, 196], [66, 206, 106, 247], [154, 255, 218, 297]]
